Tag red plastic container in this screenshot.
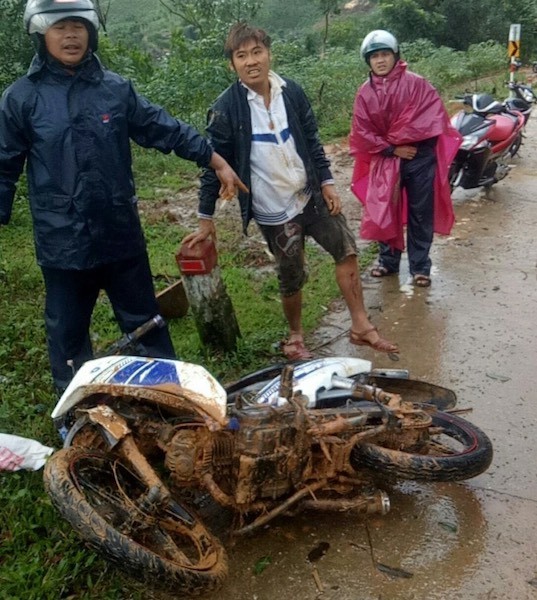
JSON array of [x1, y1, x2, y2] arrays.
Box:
[[176, 238, 218, 275]]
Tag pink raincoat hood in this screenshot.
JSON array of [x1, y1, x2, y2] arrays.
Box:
[[349, 61, 461, 250]]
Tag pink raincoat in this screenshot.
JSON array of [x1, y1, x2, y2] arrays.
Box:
[[349, 61, 462, 250]]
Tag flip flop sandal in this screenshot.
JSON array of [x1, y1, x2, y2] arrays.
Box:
[[413, 274, 431, 287], [370, 265, 398, 278], [280, 338, 313, 361], [349, 327, 399, 354]]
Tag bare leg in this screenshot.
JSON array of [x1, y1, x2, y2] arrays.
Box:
[[280, 291, 313, 358], [282, 291, 303, 339], [336, 255, 397, 351]]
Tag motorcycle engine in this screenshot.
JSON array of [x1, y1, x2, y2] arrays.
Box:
[[164, 429, 200, 480], [231, 405, 309, 504]]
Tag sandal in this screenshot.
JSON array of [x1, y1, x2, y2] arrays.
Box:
[[349, 327, 399, 354], [413, 274, 431, 288], [371, 265, 398, 278], [280, 338, 313, 361]]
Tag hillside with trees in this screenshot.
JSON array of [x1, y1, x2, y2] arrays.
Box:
[[2, 0, 536, 137]]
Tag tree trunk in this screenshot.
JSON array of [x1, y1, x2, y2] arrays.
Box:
[[181, 266, 241, 352]]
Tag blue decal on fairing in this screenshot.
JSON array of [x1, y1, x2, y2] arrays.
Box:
[[108, 360, 180, 386]]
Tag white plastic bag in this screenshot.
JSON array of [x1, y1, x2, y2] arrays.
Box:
[[0, 433, 54, 472]]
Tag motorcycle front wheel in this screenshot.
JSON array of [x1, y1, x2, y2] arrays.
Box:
[[448, 161, 464, 191], [508, 132, 523, 158], [44, 446, 228, 595], [351, 411, 493, 482]]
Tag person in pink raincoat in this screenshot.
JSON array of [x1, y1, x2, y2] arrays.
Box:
[[349, 30, 461, 287]]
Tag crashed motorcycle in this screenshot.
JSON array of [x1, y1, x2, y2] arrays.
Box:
[[449, 92, 525, 191], [43, 354, 493, 595]]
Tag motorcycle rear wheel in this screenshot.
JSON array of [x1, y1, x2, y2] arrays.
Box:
[[44, 446, 228, 595], [351, 411, 493, 482]]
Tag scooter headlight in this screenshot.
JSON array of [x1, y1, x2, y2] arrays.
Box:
[[460, 134, 488, 150]]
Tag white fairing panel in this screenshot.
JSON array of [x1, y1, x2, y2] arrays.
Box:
[[51, 356, 227, 420], [253, 357, 372, 407]]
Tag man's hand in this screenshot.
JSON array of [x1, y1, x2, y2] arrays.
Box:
[[394, 145, 417, 160], [322, 184, 342, 215], [182, 219, 216, 248], [209, 152, 248, 201]]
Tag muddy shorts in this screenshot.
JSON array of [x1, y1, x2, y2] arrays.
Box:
[[257, 198, 357, 297]]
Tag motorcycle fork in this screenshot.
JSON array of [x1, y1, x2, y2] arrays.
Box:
[[81, 404, 172, 509]]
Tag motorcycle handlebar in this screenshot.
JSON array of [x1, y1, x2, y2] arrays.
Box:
[[100, 315, 166, 356]]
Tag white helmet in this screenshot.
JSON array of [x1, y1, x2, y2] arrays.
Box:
[[360, 30, 399, 63], [24, 0, 99, 35]]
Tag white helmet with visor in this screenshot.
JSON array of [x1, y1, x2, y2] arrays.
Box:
[[360, 30, 399, 63], [24, 0, 99, 36]]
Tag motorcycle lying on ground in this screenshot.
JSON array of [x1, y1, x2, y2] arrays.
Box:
[[43, 339, 493, 595], [449, 92, 525, 192]]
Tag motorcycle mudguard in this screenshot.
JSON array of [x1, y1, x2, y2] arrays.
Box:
[[51, 356, 228, 421]]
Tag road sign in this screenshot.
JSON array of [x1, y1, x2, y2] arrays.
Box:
[[508, 41, 520, 57], [508, 24, 521, 57]]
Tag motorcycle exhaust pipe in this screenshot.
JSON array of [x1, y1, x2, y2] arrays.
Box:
[[301, 490, 390, 516]]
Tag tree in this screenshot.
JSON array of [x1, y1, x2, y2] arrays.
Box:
[[318, 0, 342, 57], [93, 0, 111, 32], [378, 0, 445, 46], [379, 0, 537, 56], [0, 0, 34, 92], [158, 0, 261, 38]]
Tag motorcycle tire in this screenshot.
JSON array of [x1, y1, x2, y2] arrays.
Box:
[[44, 446, 228, 596], [508, 133, 523, 158], [351, 411, 493, 482]]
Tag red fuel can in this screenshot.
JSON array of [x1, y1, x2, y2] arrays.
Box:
[[176, 238, 218, 275]]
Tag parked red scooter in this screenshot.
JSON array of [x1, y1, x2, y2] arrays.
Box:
[[449, 93, 525, 191]]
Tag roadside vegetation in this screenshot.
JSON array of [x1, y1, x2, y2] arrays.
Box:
[[0, 0, 536, 597]]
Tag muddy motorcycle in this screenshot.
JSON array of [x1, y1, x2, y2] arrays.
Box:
[[449, 92, 525, 191], [43, 354, 493, 596]]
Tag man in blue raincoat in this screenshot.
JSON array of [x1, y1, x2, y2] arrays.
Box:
[[0, 0, 246, 394]]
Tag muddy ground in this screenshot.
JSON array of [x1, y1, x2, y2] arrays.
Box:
[[149, 108, 537, 600]]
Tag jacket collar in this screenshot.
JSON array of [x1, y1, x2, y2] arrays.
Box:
[[27, 51, 104, 83], [369, 59, 407, 86], [240, 70, 287, 101]]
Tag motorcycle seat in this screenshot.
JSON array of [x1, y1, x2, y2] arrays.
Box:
[[505, 97, 531, 112], [473, 94, 504, 114]]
